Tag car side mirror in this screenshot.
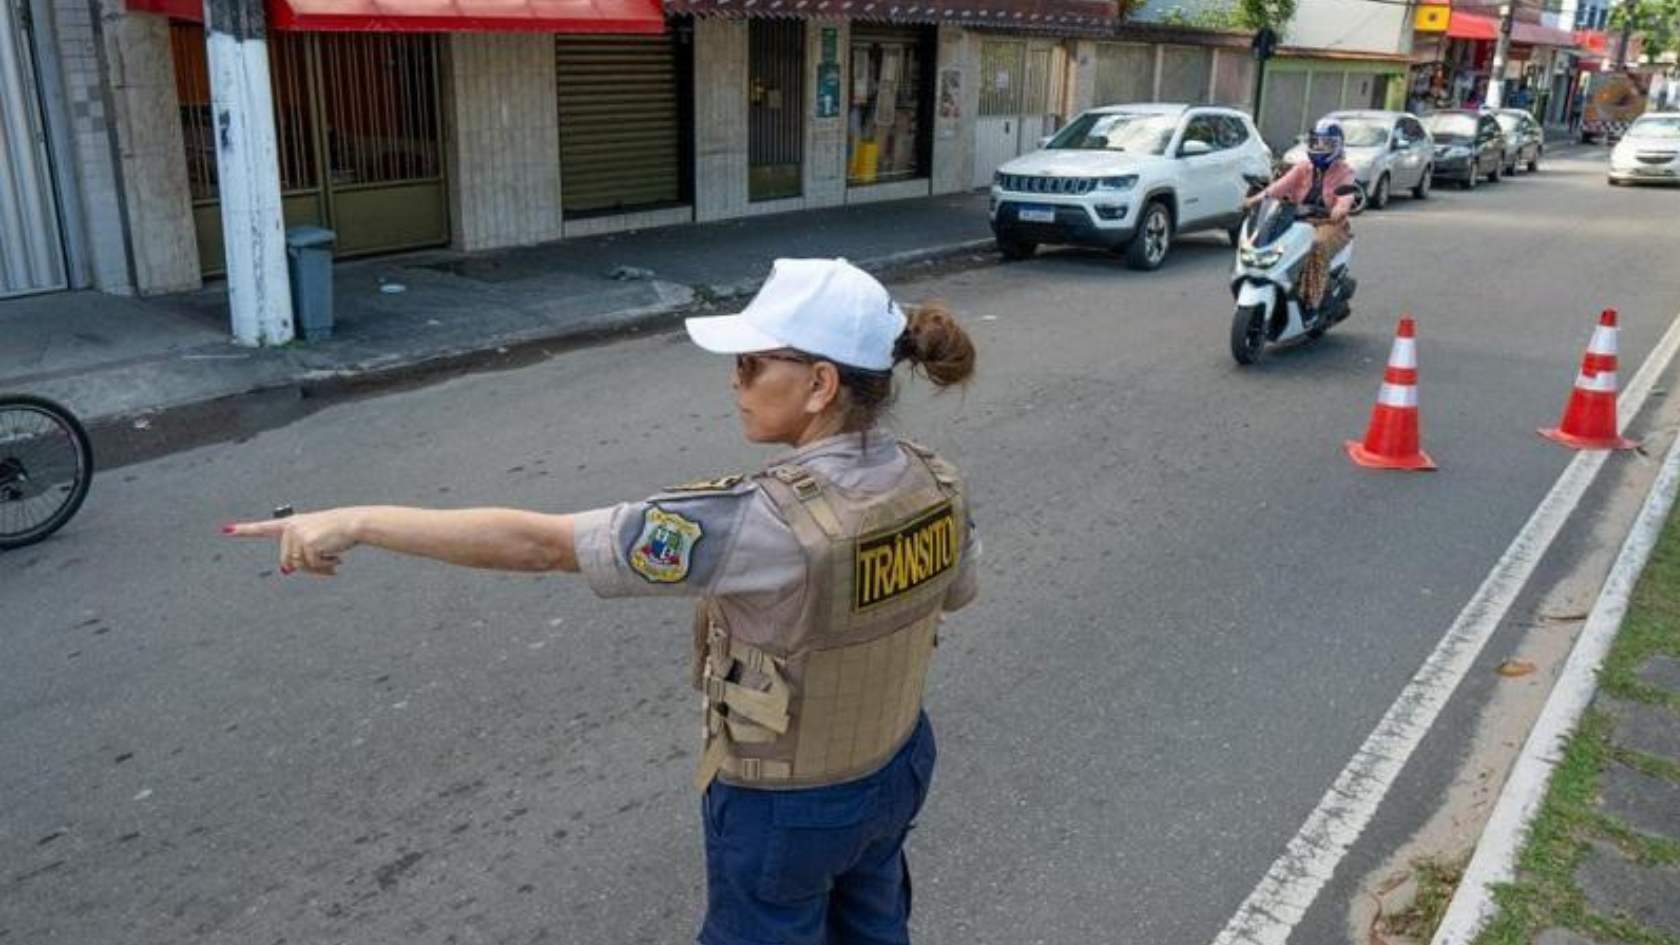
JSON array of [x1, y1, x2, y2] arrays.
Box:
[[1181, 140, 1214, 157], [1038, 135, 1053, 149], [1391, 138, 1405, 151]]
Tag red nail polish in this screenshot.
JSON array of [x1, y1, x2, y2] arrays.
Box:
[[221, 524, 237, 535], [280, 565, 295, 575]]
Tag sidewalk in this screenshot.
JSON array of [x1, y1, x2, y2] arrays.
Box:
[[1444, 501, 1680, 945], [0, 192, 994, 425]]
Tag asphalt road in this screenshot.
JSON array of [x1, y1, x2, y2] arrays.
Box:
[[5, 145, 1680, 945]]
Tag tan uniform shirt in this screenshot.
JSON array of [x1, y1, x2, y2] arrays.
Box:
[[572, 431, 980, 648]]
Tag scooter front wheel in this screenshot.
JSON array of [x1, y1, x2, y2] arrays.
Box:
[[1231, 304, 1267, 366]]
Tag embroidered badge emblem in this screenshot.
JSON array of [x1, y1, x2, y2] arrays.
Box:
[[629, 506, 704, 584]]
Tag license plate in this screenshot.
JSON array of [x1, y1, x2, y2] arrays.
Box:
[[1636, 167, 1675, 177], [1018, 206, 1057, 224]]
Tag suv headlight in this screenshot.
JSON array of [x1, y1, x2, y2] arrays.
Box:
[[1096, 175, 1138, 191], [993, 171, 1006, 188]]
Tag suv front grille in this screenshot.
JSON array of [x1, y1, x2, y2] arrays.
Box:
[[998, 174, 1096, 195]]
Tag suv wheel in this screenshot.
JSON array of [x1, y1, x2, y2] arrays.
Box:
[[998, 238, 1038, 261], [1527, 148, 1541, 173], [1413, 166, 1432, 199], [1126, 201, 1172, 271], [1489, 156, 1503, 183]]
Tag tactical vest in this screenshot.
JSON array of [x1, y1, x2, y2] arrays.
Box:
[[691, 440, 967, 791]]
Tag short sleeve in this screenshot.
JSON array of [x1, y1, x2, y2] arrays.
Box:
[[573, 481, 805, 600], [943, 514, 982, 612]]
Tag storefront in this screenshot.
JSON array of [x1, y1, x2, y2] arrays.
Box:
[[1408, 10, 1577, 113], [849, 24, 936, 188], [128, 0, 667, 279], [170, 25, 448, 275]]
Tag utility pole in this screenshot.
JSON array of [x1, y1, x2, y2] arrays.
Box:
[[1486, 2, 1515, 108], [202, 0, 293, 346], [1251, 26, 1278, 135]]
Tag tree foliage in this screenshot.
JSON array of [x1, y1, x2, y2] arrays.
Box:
[[1145, 0, 1295, 32], [1609, 0, 1680, 58]]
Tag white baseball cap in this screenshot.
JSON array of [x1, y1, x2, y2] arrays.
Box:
[[685, 258, 907, 372]]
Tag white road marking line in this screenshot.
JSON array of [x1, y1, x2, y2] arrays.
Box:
[[1209, 308, 1680, 945], [1431, 364, 1680, 945]]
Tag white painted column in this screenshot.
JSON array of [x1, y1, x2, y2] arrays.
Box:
[[202, 0, 292, 346]]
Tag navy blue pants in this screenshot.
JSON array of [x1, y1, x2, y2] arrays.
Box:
[[699, 714, 937, 945]]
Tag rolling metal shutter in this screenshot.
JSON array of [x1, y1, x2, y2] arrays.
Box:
[[556, 35, 682, 214]]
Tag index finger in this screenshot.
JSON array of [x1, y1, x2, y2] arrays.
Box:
[[222, 520, 287, 538]]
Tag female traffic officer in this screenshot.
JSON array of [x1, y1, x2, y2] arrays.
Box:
[[225, 258, 981, 945], [1246, 117, 1357, 314]]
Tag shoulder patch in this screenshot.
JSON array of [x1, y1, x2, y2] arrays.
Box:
[[629, 505, 705, 584], [663, 474, 746, 493]]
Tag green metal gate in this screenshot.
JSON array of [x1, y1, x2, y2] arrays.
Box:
[[748, 19, 804, 201], [172, 25, 448, 275]]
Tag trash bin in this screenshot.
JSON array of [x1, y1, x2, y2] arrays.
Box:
[[285, 226, 336, 341]]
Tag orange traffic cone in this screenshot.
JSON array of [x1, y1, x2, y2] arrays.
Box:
[[1540, 309, 1639, 451], [1347, 316, 1437, 471]]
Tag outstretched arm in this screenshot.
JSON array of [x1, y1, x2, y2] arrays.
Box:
[[224, 506, 578, 576]]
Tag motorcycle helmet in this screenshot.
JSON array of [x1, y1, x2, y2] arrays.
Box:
[[1307, 118, 1344, 170]]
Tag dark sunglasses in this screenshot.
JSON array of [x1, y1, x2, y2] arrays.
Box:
[[734, 352, 816, 383]]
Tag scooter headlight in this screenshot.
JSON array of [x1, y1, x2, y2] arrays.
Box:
[[1240, 244, 1283, 268]]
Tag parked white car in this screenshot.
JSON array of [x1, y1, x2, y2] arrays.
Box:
[[1279, 110, 1435, 210], [1609, 112, 1680, 185], [989, 104, 1273, 271]]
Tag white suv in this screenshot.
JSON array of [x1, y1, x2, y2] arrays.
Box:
[[990, 104, 1273, 270]]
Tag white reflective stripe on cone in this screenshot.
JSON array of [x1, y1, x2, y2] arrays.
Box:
[[1378, 383, 1419, 408], [1588, 326, 1618, 355], [1576, 370, 1620, 393], [1389, 338, 1418, 370]]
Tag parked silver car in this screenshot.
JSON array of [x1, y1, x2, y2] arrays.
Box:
[[1280, 110, 1436, 210], [1494, 109, 1545, 174]]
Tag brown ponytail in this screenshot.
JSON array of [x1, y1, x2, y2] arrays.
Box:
[[893, 301, 976, 388], [837, 300, 976, 432]]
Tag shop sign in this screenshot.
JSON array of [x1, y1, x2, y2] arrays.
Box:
[[1415, 1, 1450, 32]]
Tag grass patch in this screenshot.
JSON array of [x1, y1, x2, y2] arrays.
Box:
[[1469, 506, 1680, 945], [1380, 856, 1467, 941]]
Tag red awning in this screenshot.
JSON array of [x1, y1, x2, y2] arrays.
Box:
[[1446, 10, 1499, 40], [1448, 10, 1575, 47], [127, 0, 665, 31]]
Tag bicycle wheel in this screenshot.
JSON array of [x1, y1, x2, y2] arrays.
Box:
[[0, 395, 94, 550]]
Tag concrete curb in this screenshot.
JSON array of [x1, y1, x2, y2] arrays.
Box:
[[1429, 388, 1680, 944], [76, 237, 998, 463]]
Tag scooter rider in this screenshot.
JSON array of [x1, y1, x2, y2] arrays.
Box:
[[1244, 118, 1356, 316]]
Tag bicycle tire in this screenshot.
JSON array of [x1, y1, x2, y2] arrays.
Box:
[[0, 394, 94, 550]]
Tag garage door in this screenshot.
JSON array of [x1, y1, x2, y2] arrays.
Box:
[[556, 34, 684, 215]]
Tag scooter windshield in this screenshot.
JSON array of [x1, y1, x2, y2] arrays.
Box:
[[1250, 198, 1296, 248]]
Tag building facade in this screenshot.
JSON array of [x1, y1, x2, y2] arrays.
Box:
[[2, 0, 1141, 305]]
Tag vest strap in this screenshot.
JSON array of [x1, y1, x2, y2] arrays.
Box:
[[769, 465, 845, 537]]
